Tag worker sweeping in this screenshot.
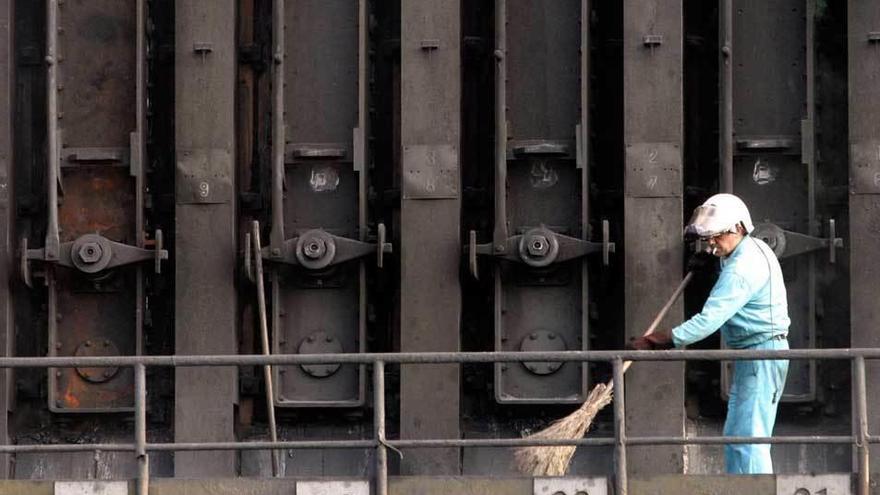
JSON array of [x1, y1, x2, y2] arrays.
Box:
[[630, 193, 790, 475]]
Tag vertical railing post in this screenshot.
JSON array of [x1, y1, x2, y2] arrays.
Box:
[[855, 356, 870, 495], [613, 358, 628, 495], [45, 0, 60, 260], [374, 361, 388, 495], [135, 363, 149, 495]]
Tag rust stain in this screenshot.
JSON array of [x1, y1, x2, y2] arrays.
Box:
[[58, 167, 134, 241]]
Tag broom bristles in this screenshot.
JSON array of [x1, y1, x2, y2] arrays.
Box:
[[513, 382, 614, 476]]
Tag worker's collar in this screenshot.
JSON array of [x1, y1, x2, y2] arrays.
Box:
[[721, 234, 748, 262]]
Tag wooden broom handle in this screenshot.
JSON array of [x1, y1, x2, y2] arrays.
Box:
[[613, 271, 694, 380]]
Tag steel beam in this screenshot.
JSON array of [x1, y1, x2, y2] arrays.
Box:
[[399, 0, 462, 475], [0, 0, 13, 478], [174, 0, 237, 476], [848, 0, 880, 477], [622, 0, 685, 474]]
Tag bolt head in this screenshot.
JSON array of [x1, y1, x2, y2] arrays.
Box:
[[77, 242, 103, 263], [526, 235, 550, 257], [302, 237, 327, 259]]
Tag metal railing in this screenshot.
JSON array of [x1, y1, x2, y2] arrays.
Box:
[[1, 348, 875, 495]]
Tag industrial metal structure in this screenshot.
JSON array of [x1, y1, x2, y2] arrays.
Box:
[[0, 0, 876, 494]]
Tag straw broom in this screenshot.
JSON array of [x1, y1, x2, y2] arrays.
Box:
[[514, 272, 694, 476]]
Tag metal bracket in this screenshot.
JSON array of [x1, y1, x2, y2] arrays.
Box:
[[735, 136, 798, 151], [868, 31, 880, 43], [21, 230, 168, 286], [752, 220, 844, 263], [642, 34, 664, 47], [250, 224, 391, 272], [511, 140, 571, 157], [468, 220, 615, 278]]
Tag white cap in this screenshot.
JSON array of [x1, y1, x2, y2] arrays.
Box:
[[685, 193, 755, 238]]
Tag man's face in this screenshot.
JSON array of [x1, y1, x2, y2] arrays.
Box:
[[705, 229, 744, 257]]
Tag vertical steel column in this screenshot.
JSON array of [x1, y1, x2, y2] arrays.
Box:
[[492, 0, 508, 248], [399, 0, 462, 474], [622, 0, 685, 474], [719, 0, 733, 193], [0, 0, 13, 478], [373, 361, 388, 495], [269, 0, 284, 253], [848, 0, 880, 477], [134, 364, 149, 495], [854, 357, 870, 495], [44, 0, 59, 260], [613, 358, 628, 495], [174, 0, 237, 476]]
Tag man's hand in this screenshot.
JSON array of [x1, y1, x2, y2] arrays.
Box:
[[627, 329, 674, 350]]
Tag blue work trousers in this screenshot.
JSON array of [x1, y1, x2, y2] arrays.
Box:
[[723, 337, 789, 474]]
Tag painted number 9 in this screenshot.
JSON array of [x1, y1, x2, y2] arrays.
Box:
[[198, 181, 210, 198], [794, 488, 828, 495]]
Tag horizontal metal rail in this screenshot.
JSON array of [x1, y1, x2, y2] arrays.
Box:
[[3, 434, 868, 455], [1, 348, 872, 495], [3, 347, 880, 368]]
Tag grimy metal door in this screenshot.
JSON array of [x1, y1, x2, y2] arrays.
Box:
[[22, 0, 166, 413], [471, 0, 612, 404], [723, 0, 842, 402], [258, 0, 388, 407]]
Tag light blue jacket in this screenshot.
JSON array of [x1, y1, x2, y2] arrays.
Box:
[[672, 236, 790, 349]]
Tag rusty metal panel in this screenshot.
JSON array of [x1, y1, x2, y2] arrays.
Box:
[[0, 0, 12, 478], [174, 0, 237, 476], [49, 166, 137, 412], [848, 0, 880, 476], [732, 2, 805, 141], [60, 1, 136, 148], [22, 0, 161, 414], [623, 0, 685, 475], [722, 0, 828, 403], [285, 0, 358, 153], [400, 0, 462, 475], [263, 0, 372, 408], [506, 0, 579, 146], [477, 0, 602, 405]]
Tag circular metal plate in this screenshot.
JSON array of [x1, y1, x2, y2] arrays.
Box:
[[298, 331, 343, 378], [752, 222, 787, 257], [70, 234, 114, 273], [518, 227, 560, 267], [295, 230, 337, 270], [74, 339, 120, 383], [519, 329, 567, 375]]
